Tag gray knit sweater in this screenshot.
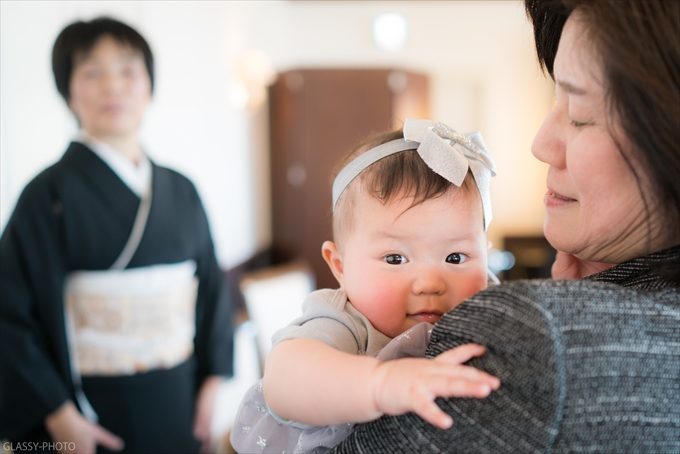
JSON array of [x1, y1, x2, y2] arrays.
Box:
[[332, 246, 680, 453]]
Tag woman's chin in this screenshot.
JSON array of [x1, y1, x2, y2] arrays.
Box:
[[88, 123, 139, 139], [543, 221, 578, 255]]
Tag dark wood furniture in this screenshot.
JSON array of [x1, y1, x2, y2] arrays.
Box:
[[268, 68, 430, 289]]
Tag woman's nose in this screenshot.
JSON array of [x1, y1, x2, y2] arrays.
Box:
[[411, 268, 447, 295], [531, 106, 566, 169], [101, 71, 124, 94]]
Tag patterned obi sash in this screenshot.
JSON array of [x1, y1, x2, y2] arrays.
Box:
[[64, 260, 198, 376]]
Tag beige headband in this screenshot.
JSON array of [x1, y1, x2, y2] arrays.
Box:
[[332, 118, 497, 230]]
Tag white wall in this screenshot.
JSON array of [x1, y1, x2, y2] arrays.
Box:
[[1, 0, 552, 267]]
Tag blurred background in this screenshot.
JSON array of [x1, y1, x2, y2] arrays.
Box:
[[1, 0, 555, 450]]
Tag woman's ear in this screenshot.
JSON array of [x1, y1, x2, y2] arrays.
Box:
[[66, 100, 82, 126], [321, 240, 344, 286]]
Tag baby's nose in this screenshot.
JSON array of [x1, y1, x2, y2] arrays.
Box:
[[411, 269, 446, 295]]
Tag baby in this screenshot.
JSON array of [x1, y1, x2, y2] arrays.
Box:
[[231, 119, 500, 453]]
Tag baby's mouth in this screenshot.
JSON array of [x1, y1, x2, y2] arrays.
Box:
[[409, 311, 443, 323]]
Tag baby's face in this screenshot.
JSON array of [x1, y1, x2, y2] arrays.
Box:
[[337, 187, 488, 338]]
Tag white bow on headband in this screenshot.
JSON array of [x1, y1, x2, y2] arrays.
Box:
[[332, 118, 497, 230]]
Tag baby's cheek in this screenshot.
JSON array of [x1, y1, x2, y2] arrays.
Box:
[[455, 272, 488, 303], [353, 285, 404, 333], [367, 283, 401, 304], [361, 285, 401, 317]]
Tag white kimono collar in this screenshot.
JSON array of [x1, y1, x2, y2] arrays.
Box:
[[77, 132, 152, 198]]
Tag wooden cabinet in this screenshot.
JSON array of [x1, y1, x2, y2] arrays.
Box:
[[268, 69, 430, 289]]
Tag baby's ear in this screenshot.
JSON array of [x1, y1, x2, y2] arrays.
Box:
[[321, 241, 344, 285]]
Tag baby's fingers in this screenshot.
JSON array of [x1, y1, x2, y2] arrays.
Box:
[[435, 346, 500, 390], [427, 373, 496, 399], [412, 374, 495, 429], [411, 386, 454, 430], [427, 360, 500, 390], [435, 344, 487, 365]]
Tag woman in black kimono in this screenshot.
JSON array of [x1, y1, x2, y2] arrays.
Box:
[[0, 17, 233, 453]]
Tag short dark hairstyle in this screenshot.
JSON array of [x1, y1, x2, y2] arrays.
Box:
[[525, 0, 680, 281], [52, 16, 154, 101]]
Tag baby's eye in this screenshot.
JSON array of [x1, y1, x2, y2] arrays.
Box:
[[445, 253, 467, 264], [384, 254, 408, 265]]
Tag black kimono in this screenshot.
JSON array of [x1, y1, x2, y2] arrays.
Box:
[[0, 142, 234, 453]]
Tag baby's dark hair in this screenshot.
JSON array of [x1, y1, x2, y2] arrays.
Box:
[[331, 129, 476, 241]]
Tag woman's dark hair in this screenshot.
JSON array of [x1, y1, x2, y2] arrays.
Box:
[[52, 16, 154, 101], [526, 0, 680, 281]]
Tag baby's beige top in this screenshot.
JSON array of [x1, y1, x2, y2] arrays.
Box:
[[272, 288, 391, 357]]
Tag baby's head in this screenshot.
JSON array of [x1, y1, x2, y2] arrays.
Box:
[[322, 119, 496, 338]]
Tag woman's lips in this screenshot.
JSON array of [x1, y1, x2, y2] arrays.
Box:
[[101, 103, 125, 114], [545, 189, 576, 207], [409, 312, 443, 323]]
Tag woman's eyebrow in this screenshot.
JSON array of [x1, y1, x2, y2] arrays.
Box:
[[556, 78, 588, 95]]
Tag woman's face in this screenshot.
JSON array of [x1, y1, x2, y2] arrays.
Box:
[[68, 36, 151, 141], [531, 14, 662, 263]]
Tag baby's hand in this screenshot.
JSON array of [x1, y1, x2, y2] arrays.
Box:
[[369, 344, 499, 429]]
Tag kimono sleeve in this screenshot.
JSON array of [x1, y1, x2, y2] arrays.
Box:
[[0, 178, 72, 438], [189, 185, 234, 382]]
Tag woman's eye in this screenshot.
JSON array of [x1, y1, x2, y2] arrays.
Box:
[[384, 254, 407, 265], [122, 64, 141, 77], [82, 68, 101, 79], [446, 253, 467, 264], [569, 119, 589, 128]]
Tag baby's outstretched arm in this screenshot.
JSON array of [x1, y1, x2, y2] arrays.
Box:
[[262, 339, 500, 429]]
